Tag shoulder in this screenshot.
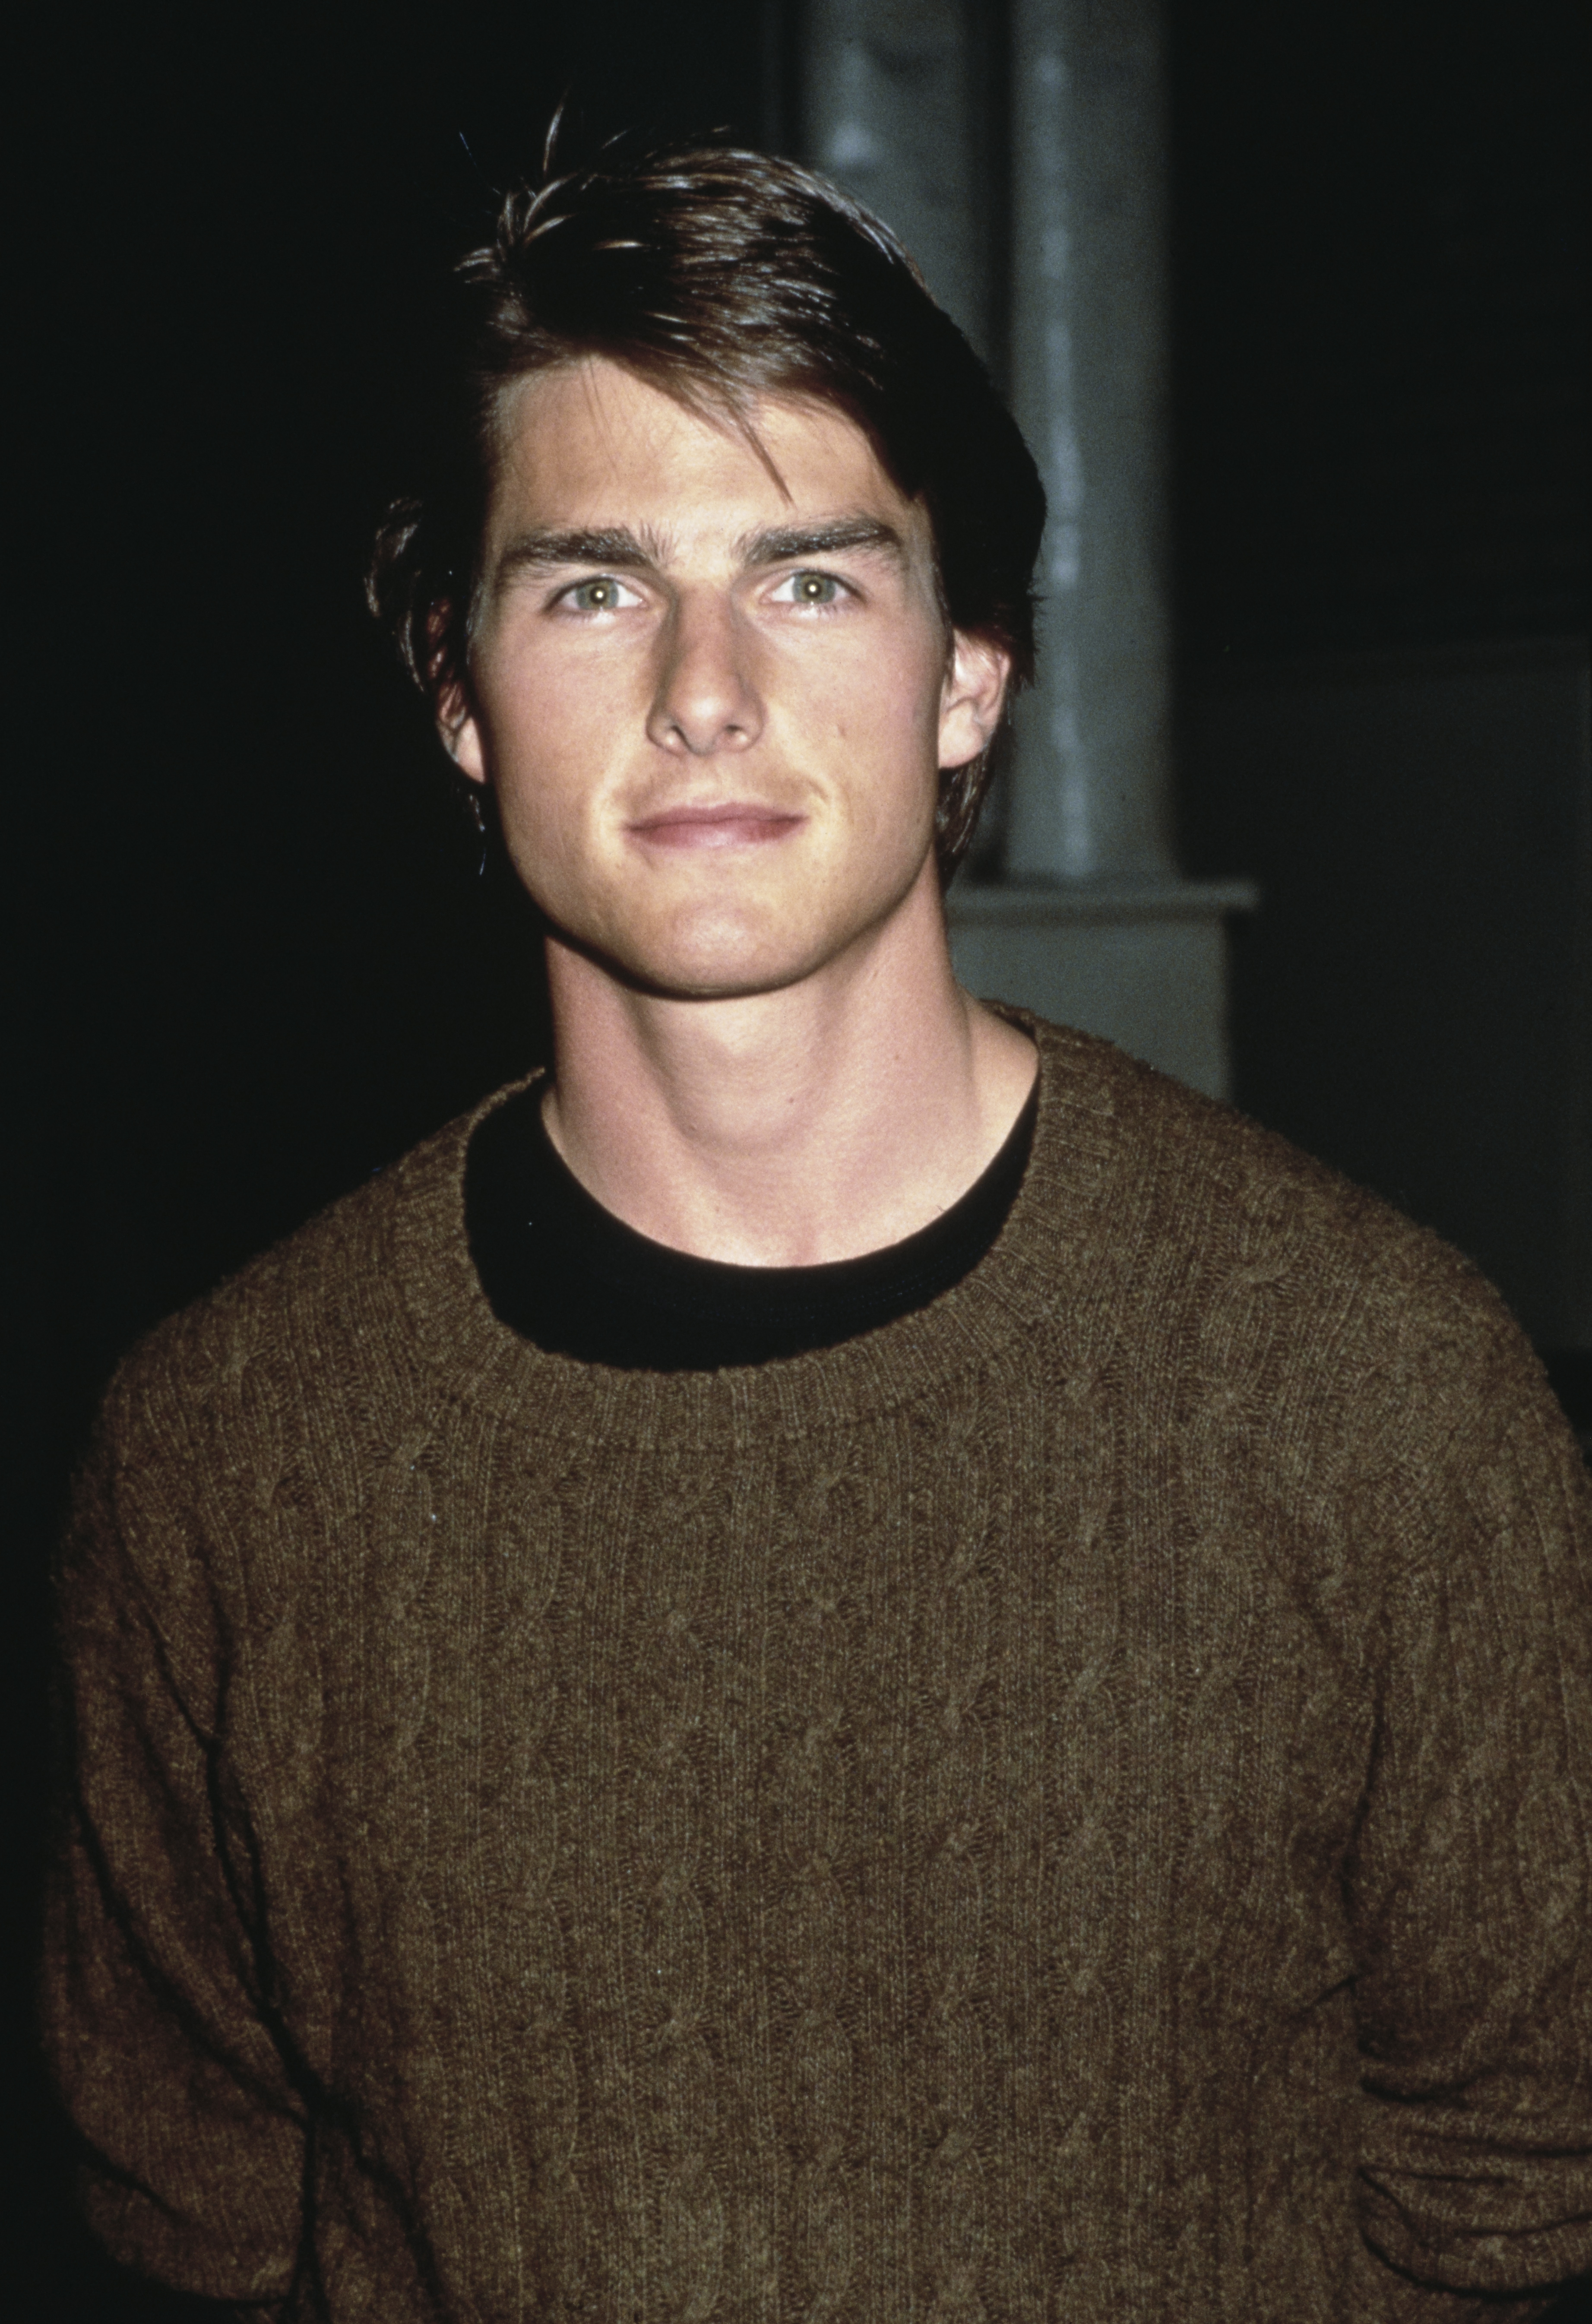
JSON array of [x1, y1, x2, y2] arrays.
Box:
[[1025, 1011, 1462, 1285], [57, 1086, 541, 1706], [95, 1083, 529, 1499], [1020, 1017, 1561, 1476]]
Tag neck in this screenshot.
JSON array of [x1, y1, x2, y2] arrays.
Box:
[[540, 862, 1038, 1266]]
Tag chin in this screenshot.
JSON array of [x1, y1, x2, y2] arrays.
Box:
[[627, 941, 826, 1003], [602, 904, 842, 1001]]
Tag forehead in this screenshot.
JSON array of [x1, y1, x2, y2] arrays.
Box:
[[486, 358, 927, 552]]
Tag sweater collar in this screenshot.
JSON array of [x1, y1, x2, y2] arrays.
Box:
[[386, 1013, 1136, 1448]]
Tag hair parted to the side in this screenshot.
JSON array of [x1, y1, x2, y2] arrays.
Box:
[[367, 131, 1046, 883]]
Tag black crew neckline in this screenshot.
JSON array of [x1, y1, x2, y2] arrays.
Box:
[[465, 1071, 1039, 1372]]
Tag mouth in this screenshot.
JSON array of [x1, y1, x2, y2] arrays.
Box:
[[627, 801, 807, 852]]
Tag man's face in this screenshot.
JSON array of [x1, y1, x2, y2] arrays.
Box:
[[448, 358, 1006, 999]]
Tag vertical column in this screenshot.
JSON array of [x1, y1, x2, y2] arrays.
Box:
[[794, 0, 1254, 1094], [798, 0, 991, 363], [1006, 0, 1176, 880]]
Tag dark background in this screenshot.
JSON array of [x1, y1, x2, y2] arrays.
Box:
[[9, 1, 1587, 2311], [1171, 0, 1590, 1386]]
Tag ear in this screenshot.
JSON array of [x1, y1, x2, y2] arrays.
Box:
[[937, 630, 1011, 769], [436, 679, 488, 785], [427, 601, 488, 784]]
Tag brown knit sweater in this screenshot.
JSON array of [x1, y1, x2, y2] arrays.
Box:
[[44, 1019, 1592, 2321]]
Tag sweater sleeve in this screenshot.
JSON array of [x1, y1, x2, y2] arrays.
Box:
[[41, 1373, 306, 2308], [1345, 1304, 1592, 2310]]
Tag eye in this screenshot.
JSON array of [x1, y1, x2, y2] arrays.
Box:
[[561, 575, 643, 613], [772, 569, 845, 608]]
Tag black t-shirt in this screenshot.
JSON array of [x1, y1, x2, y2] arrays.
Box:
[[465, 1079, 1038, 1372]]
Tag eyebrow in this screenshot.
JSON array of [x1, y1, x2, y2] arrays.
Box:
[[493, 526, 668, 583], [736, 517, 907, 566], [491, 514, 907, 587]]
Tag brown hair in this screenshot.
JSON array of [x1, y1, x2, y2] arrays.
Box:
[[367, 136, 1045, 880]]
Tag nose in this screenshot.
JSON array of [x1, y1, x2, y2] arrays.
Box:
[[646, 590, 764, 757]]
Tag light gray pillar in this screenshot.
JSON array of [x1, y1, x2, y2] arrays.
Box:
[[797, 0, 1256, 1096], [1006, 0, 1174, 879], [799, 0, 991, 363], [958, 0, 1253, 1098]]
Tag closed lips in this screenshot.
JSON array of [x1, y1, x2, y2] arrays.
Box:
[[629, 803, 806, 847]]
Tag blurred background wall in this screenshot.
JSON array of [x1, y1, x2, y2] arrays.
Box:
[[10, 2, 1587, 2310]]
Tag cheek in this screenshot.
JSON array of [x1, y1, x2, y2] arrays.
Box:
[[490, 646, 577, 755], [811, 626, 945, 754], [870, 619, 950, 738], [478, 656, 594, 818], [849, 644, 950, 801]]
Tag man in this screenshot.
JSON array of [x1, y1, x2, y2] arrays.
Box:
[[44, 140, 1592, 2320]]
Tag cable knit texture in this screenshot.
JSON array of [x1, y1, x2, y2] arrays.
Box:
[[43, 1019, 1592, 2321]]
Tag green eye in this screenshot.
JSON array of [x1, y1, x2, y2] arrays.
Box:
[[572, 578, 624, 611], [791, 571, 839, 604]]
